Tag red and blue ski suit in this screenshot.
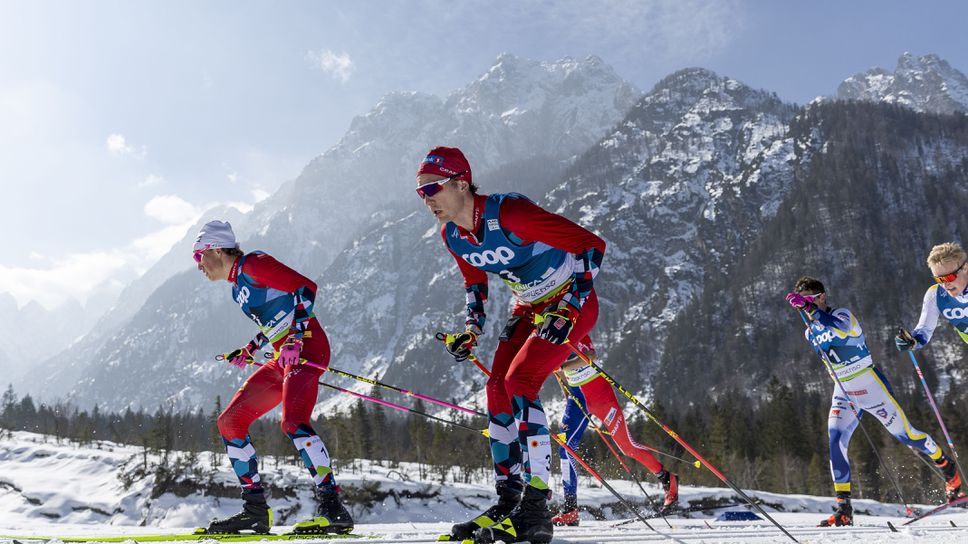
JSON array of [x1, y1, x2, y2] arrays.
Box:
[[443, 192, 605, 495], [556, 336, 664, 499], [217, 252, 336, 494]]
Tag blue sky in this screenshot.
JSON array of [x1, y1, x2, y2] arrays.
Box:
[[1, 0, 966, 308]]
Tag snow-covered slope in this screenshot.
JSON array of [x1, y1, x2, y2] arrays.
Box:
[[544, 68, 798, 384], [1, 431, 967, 543], [838, 52, 968, 114]]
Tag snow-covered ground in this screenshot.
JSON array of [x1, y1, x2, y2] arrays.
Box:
[[1, 431, 967, 543]]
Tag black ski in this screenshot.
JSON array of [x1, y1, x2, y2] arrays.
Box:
[[902, 495, 968, 526], [611, 500, 750, 527]]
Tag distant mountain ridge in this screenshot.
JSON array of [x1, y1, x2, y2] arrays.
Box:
[[838, 52, 968, 114]]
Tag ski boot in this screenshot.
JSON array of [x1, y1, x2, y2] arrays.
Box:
[[818, 492, 853, 527], [473, 485, 553, 544], [442, 478, 523, 541], [938, 456, 964, 502], [656, 470, 679, 515], [202, 492, 272, 534], [291, 486, 354, 535], [551, 495, 579, 527]]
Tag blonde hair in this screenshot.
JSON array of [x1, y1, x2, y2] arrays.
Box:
[[927, 242, 967, 268]]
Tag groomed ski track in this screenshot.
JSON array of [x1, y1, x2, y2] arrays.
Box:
[[5, 514, 968, 544]]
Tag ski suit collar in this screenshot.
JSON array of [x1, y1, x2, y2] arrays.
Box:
[[227, 255, 243, 283], [453, 193, 488, 243]]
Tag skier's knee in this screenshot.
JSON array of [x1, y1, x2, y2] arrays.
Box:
[[216, 411, 240, 439], [280, 418, 303, 436], [504, 375, 537, 401], [486, 375, 506, 400]]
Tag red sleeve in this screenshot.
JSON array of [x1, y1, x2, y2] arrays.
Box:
[[241, 254, 317, 296], [498, 198, 605, 255]]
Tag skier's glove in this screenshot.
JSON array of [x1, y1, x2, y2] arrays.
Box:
[[785, 292, 817, 313], [536, 303, 577, 345], [443, 326, 480, 362], [222, 340, 259, 369], [895, 327, 917, 351], [278, 337, 303, 368]]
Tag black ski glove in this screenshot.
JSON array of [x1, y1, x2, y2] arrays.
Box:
[[895, 327, 917, 351], [537, 304, 577, 345], [443, 327, 480, 362]]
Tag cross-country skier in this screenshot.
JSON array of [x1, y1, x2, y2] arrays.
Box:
[[551, 335, 678, 526], [787, 276, 959, 527], [895, 241, 968, 501], [416, 147, 605, 544], [193, 220, 352, 535]]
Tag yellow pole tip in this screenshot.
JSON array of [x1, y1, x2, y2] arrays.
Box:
[[694, 460, 701, 468]]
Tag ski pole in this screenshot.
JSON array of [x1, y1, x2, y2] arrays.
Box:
[[559, 336, 799, 544], [898, 333, 967, 491], [554, 371, 699, 468], [435, 332, 493, 376], [248, 351, 487, 419], [319, 381, 488, 436], [327, 366, 485, 418], [553, 424, 659, 531], [798, 311, 914, 516], [554, 371, 673, 529], [242, 359, 489, 436], [453, 343, 662, 532]]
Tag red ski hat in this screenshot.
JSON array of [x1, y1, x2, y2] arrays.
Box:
[[416, 146, 472, 183]]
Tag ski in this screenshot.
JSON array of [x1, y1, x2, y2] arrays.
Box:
[[611, 501, 750, 527], [902, 495, 968, 526], [662, 500, 752, 518], [0, 531, 366, 543]]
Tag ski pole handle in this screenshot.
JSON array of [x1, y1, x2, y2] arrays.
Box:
[[436, 331, 492, 376]]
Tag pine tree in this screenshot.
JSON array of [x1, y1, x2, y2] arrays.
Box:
[[209, 396, 223, 469], [408, 399, 430, 469], [0, 384, 16, 430]]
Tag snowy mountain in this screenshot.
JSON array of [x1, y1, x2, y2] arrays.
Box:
[[245, 53, 640, 276], [31, 54, 640, 411], [2, 431, 967, 542], [0, 293, 93, 385], [542, 69, 798, 384], [838, 52, 968, 114]]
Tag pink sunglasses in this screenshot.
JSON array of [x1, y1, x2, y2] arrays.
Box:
[[193, 245, 213, 263]]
